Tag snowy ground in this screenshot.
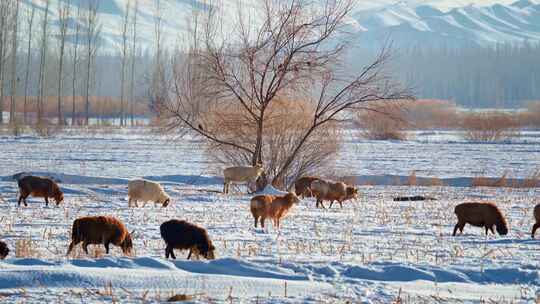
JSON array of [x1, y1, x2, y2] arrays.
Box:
[[0, 128, 539, 303]]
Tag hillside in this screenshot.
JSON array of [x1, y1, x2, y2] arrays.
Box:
[[21, 0, 540, 52]]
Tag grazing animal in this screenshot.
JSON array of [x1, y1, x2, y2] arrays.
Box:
[[17, 175, 64, 207], [294, 176, 320, 198], [0, 241, 9, 259], [67, 216, 133, 256], [250, 192, 300, 229], [128, 179, 171, 207], [531, 204, 540, 238], [453, 202, 508, 236], [160, 220, 215, 260], [310, 180, 358, 208], [223, 165, 264, 194]]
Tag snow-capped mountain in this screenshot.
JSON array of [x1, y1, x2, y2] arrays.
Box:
[[351, 0, 540, 48], [21, 0, 540, 51]]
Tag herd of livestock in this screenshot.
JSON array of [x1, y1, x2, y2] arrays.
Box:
[[0, 165, 539, 262]]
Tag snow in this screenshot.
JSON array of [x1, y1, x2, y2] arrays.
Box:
[[0, 127, 539, 302]]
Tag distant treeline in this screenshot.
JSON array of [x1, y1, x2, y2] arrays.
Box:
[[8, 42, 540, 110], [390, 42, 540, 108]]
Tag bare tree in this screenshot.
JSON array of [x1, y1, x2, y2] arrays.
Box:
[[37, 0, 51, 124], [0, 1, 14, 124], [23, 3, 36, 124], [129, 0, 139, 126], [165, 0, 410, 189], [150, 0, 166, 117], [83, 0, 101, 125], [56, 0, 71, 126], [70, 3, 81, 126], [119, 0, 131, 126], [8, 0, 20, 125]]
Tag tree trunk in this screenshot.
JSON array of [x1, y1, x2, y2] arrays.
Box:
[[23, 5, 35, 125], [71, 6, 80, 126], [129, 0, 138, 126], [85, 54, 90, 125], [0, 2, 6, 125], [37, 0, 50, 125], [9, 0, 19, 125], [57, 50, 64, 125]]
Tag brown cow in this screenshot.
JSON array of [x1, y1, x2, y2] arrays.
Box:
[[17, 175, 64, 207], [453, 202, 508, 236], [531, 204, 540, 238], [67, 216, 133, 256], [294, 176, 320, 198]]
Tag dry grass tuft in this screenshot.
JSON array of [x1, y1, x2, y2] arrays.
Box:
[[420, 176, 445, 187], [472, 171, 508, 188], [518, 170, 540, 188], [15, 239, 37, 258], [406, 171, 417, 186], [471, 170, 540, 188]]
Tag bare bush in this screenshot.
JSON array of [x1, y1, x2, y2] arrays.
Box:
[[204, 99, 341, 189], [461, 112, 521, 142], [355, 102, 409, 140], [401, 99, 460, 129], [31, 119, 62, 137], [520, 101, 540, 128]]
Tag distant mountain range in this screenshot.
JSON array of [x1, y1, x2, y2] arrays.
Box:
[[20, 0, 540, 52], [350, 0, 540, 48]]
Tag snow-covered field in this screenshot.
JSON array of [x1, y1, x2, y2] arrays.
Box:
[[0, 128, 539, 303]]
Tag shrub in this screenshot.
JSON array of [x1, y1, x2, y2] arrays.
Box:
[[460, 112, 521, 142], [401, 99, 460, 129], [472, 171, 508, 187], [355, 102, 409, 140], [202, 98, 341, 189], [31, 120, 62, 138], [520, 101, 540, 128]]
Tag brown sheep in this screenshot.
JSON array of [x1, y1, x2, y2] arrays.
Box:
[[67, 216, 133, 256], [311, 180, 358, 208], [0, 241, 9, 259], [453, 202, 508, 236], [294, 176, 320, 198], [17, 175, 64, 207], [160, 220, 215, 260], [531, 204, 540, 238], [250, 192, 300, 229], [328, 186, 359, 208]]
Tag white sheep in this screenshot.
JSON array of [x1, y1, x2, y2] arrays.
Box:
[[223, 165, 264, 194], [128, 179, 171, 207]]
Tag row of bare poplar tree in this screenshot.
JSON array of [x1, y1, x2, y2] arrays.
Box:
[[0, 0, 156, 126]]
